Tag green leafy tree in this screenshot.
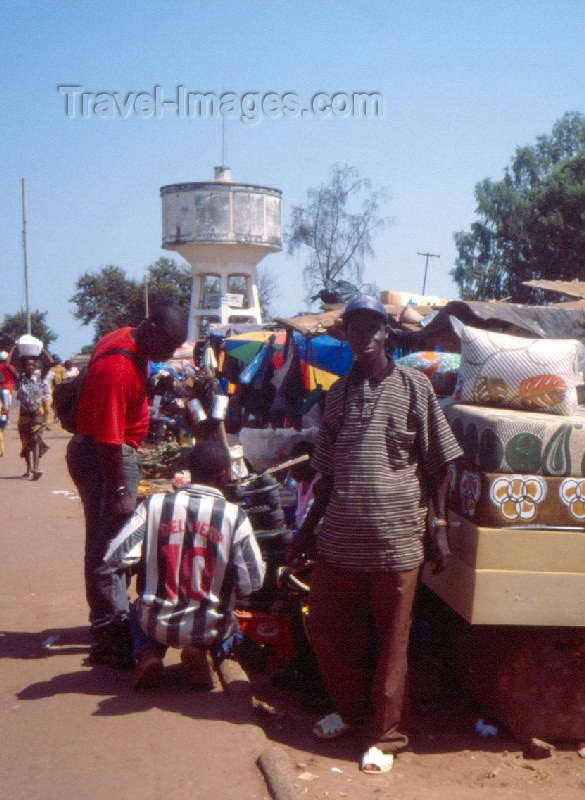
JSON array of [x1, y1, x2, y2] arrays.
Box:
[[287, 163, 389, 304], [452, 112, 585, 302], [140, 257, 192, 319], [70, 258, 191, 342], [0, 309, 57, 351], [70, 265, 136, 340]]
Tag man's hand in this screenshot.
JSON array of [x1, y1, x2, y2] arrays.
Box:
[[429, 526, 451, 574], [96, 442, 134, 519], [110, 488, 135, 518], [286, 529, 316, 565]]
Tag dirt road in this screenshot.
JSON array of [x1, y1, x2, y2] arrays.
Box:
[[1, 424, 583, 800]]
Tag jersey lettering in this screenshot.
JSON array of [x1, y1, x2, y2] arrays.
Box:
[[160, 542, 214, 602]]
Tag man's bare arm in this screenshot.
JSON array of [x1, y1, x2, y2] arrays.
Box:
[[287, 474, 333, 563]]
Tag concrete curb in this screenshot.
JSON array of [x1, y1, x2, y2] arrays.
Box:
[[257, 745, 304, 800], [217, 659, 304, 799]]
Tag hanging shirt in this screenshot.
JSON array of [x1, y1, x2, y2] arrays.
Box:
[[295, 473, 320, 528]]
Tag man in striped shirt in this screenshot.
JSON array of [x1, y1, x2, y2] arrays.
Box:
[[102, 441, 265, 690], [290, 295, 462, 774]]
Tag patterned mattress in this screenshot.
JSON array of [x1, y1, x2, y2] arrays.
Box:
[[441, 399, 585, 477], [448, 459, 585, 529]]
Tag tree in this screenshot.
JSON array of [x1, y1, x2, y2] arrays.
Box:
[[0, 309, 58, 351], [257, 266, 278, 321], [70, 258, 191, 342], [70, 265, 136, 340], [141, 257, 192, 319], [287, 163, 389, 304], [452, 112, 585, 302]]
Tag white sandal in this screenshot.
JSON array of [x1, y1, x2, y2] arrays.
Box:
[[360, 746, 394, 774], [312, 712, 352, 739]]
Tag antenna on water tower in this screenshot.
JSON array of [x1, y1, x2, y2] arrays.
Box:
[[221, 113, 226, 168]]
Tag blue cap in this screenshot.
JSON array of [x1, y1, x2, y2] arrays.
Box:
[[342, 294, 388, 324]]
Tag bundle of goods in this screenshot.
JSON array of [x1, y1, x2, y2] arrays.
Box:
[[224, 463, 307, 672], [224, 471, 291, 608], [238, 426, 318, 472], [16, 334, 43, 358], [396, 350, 461, 397], [442, 322, 585, 532], [425, 322, 585, 616]]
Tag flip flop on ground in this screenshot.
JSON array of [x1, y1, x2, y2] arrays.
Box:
[[360, 746, 394, 774], [312, 712, 352, 739]]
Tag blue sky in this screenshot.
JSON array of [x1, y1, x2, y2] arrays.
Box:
[[2, 0, 585, 357]]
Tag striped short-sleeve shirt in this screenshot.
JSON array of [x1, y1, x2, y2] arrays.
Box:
[[311, 361, 462, 572]]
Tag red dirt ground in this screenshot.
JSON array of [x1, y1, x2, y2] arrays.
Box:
[[1, 424, 583, 800]]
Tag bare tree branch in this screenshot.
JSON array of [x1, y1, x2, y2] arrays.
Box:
[[287, 163, 389, 304]]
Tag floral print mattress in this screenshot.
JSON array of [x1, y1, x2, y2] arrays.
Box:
[[448, 458, 585, 529], [441, 399, 585, 477]]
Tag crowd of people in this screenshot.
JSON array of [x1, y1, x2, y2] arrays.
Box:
[[1, 296, 462, 775]]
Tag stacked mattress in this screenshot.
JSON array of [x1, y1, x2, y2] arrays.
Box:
[[422, 401, 585, 625], [442, 400, 585, 529]]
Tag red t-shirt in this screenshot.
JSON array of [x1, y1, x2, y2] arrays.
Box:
[[76, 328, 149, 448], [0, 364, 15, 392]]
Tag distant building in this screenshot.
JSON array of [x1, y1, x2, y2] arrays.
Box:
[[161, 166, 282, 340]]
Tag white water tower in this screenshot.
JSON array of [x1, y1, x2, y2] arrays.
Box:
[[161, 166, 282, 340]]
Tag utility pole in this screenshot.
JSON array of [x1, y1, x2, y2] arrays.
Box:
[[144, 271, 150, 317], [22, 178, 31, 334], [417, 251, 440, 296]]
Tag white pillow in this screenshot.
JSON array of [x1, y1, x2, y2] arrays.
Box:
[[451, 318, 581, 416]]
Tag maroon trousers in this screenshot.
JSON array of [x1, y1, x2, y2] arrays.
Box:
[[308, 559, 420, 753]]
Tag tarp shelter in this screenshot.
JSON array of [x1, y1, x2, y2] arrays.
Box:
[[223, 330, 286, 365], [419, 300, 585, 348], [293, 332, 352, 390]]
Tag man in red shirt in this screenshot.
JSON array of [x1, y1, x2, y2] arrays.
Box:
[[0, 351, 15, 457], [66, 307, 187, 667]]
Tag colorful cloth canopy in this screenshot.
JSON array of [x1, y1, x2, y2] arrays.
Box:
[[293, 333, 353, 391], [223, 330, 286, 364]]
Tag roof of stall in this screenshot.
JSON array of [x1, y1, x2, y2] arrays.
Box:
[[275, 298, 585, 345], [419, 300, 585, 341], [523, 279, 585, 299]]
